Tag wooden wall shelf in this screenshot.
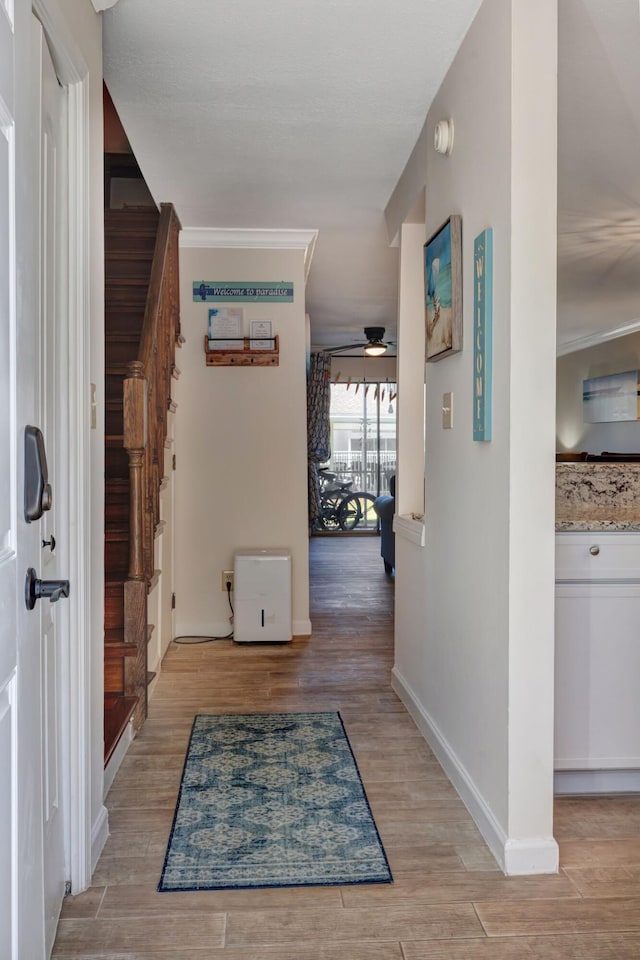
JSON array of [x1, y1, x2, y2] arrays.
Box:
[[204, 335, 279, 367]]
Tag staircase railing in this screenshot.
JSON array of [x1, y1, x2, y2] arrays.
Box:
[[122, 203, 181, 726]]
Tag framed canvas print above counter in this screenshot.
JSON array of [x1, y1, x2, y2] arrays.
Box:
[[583, 370, 640, 422]]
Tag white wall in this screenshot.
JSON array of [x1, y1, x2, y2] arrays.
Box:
[[388, 0, 558, 874], [175, 246, 310, 638], [557, 333, 640, 453]]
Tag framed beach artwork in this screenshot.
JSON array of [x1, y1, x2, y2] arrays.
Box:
[[424, 215, 462, 362], [583, 370, 640, 422]]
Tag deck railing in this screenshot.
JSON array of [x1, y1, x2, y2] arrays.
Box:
[[327, 451, 396, 496]]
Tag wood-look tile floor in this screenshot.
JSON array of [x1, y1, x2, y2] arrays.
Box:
[[54, 536, 640, 958]]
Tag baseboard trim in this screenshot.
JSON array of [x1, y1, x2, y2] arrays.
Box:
[[391, 667, 559, 876], [555, 769, 640, 794], [504, 837, 559, 875], [103, 718, 133, 799], [90, 805, 109, 874], [392, 668, 505, 869]]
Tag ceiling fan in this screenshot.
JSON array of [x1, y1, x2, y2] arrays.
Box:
[[324, 326, 396, 357]]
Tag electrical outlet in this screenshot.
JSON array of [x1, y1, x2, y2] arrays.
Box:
[[222, 570, 234, 591]]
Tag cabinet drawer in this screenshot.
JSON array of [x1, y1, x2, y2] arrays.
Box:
[[556, 533, 640, 581]]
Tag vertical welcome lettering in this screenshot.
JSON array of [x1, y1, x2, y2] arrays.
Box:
[[473, 230, 493, 441]]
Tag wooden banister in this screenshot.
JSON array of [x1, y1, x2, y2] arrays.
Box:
[[124, 203, 181, 579], [123, 361, 146, 581], [138, 204, 181, 374], [120, 201, 181, 732]]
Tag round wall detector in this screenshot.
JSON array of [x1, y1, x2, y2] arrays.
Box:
[[434, 119, 454, 156]]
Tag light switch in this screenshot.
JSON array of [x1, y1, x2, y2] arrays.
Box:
[[442, 392, 453, 429]]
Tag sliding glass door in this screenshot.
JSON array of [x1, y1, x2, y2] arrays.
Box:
[[327, 382, 396, 529]]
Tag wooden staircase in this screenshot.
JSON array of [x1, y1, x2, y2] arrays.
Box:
[[104, 203, 182, 764]]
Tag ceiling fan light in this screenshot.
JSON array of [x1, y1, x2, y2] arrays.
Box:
[[364, 341, 387, 357]]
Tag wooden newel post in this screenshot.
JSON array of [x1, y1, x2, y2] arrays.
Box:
[[123, 361, 147, 582]]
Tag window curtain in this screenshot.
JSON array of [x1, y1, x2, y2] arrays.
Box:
[[307, 351, 332, 529]]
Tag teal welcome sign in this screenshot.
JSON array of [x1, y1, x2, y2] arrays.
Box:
[[473, 229, 492, 441], [193, 281, 294, 303]]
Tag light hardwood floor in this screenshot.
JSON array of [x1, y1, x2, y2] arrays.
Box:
[[54, 536, 640, 958]]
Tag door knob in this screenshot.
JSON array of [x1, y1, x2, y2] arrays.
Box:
[[25, 567, 70, 610], [589, 545, 600, 556]]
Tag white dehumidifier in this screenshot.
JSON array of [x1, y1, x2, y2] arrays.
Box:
[[233, 548, 292, 643]]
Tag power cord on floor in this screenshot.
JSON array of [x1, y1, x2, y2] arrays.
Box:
[[173, 581, 235, 645]]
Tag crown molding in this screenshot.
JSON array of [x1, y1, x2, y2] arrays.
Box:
[[179, 228, 318, 281], [90, 0, 121, 11], [557, 318, 640, 356]]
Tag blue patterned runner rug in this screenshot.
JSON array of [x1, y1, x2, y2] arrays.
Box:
[[158, 712, 392, 891]]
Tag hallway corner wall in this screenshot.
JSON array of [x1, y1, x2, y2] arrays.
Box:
[[390, 0, 558, 874], [174, 244, 310, 639]]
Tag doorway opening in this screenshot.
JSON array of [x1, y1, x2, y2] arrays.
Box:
[[323, 380, 397, 531]]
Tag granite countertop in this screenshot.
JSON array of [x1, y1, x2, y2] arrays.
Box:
[[555, 462, 640, 532], [556, 520, 640, 532]]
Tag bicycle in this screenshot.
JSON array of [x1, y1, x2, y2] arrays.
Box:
[[338, 490, 378, 531], [317, 467, 378, 532], [317, 467, 353, 531]]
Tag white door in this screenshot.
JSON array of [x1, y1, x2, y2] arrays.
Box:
[[0, 0, 19, 954], [35, 16, 68, 953], [0, 6, 71, 955]]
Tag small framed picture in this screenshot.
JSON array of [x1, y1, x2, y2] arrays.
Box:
[[208, 307, 243, 350], [424, 215, 462, 362], [250, 320, 274, 350]]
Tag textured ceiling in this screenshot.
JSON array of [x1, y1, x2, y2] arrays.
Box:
[[103, 0, 640, 354], [557, 0, 640, 347], [103, 0, 483, 350]]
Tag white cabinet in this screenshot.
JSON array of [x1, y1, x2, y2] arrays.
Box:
[[555, 533, 640, 793]]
